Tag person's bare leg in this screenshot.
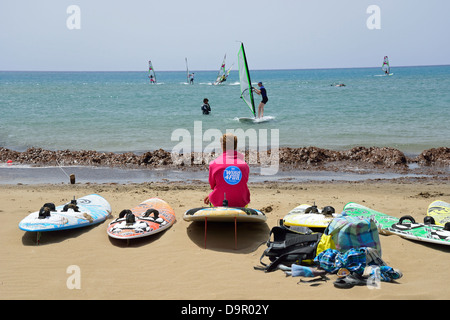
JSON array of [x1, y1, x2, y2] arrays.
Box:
[[258, 102, 265, 118]]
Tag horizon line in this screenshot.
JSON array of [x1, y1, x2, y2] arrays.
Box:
[[1, 64, 449, 73]]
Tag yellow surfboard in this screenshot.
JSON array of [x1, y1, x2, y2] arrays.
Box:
[[183, 207, 266, 223], [283, 204, 335, 229], [427, 200, 450, 226]]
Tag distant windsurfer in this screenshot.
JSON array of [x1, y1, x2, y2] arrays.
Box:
[[148, 61, 156, 84], [253, 82, 268, 118], [214, 74, 227, 85], [189, 73, 195, 84], [382, 56, 390, 75]]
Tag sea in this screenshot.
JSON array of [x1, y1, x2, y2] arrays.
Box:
[[1, 66, 449, 183]]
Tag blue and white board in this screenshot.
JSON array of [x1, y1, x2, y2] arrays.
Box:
[[19, 194, 111, 232]]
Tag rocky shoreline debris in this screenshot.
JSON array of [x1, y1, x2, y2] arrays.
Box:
[[1, 146, 448, 172]]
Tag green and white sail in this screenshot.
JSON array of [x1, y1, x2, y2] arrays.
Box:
[[238, 43, 256, 117], [381, 56, 390, 74], [148, 60, 156, 83], [213, 54, 233, 85]]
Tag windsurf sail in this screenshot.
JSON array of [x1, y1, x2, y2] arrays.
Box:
[[381, 56, 390, 74], [148, 60, 156, 83], [237, 43, 256, 117], [213, 54, 233, 85], [185, 58, 195, 84]]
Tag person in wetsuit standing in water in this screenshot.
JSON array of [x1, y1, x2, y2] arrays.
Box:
[[253, 82, 268, 119]]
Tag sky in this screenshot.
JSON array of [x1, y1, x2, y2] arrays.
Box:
[[1, 0, 449, 71]]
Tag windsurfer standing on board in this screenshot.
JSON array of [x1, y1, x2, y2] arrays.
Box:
[[253, 82, 268, 119]]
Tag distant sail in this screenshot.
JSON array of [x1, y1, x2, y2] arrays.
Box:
[[381, 56, 390, 74], [213, 54, 233, 85], [237, 43, 256, 117], [148, 60, 156, 83], [185, 57, 194, 84]]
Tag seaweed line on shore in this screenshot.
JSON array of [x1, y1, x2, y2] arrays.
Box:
[[1, 146, 449, 175]]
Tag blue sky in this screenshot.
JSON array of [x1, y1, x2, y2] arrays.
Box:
[[1, 0, 449, 71]]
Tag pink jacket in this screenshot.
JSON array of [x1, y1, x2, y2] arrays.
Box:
[[208, 151, 250, 207]]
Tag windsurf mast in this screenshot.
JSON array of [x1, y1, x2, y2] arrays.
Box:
[[185, 57, 189, 83], [148, 60, 156, 83], [237, 42, 256, 118], [382, 56, 390, 74]]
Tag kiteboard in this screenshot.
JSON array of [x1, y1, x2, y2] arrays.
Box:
[[427, 200, 450, 226], [107, 198, 176, 239], [343, 202, 450, 246], [19, 194, 111, 232], [283, 204, 335, 229]]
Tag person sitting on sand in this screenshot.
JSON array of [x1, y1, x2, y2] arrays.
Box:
[[203, 133, 250, 207]]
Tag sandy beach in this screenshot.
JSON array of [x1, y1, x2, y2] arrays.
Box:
[[2, 1, 450, 308], [1, 179, 449, 301]]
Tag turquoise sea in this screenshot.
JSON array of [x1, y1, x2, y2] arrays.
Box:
[[1, 65, 449, 156]]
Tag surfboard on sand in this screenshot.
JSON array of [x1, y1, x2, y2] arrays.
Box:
[[184, 206, 266, 249], [107, 198, 176, 240], [427, 200, 450, 226], [183, 206, 266, 223], [19, 194, 111, 233], [283, 204, 335, 229], [343, 202, 450, 246]]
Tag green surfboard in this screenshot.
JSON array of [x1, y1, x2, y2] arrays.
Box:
[[343, 202, 450, 247]]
